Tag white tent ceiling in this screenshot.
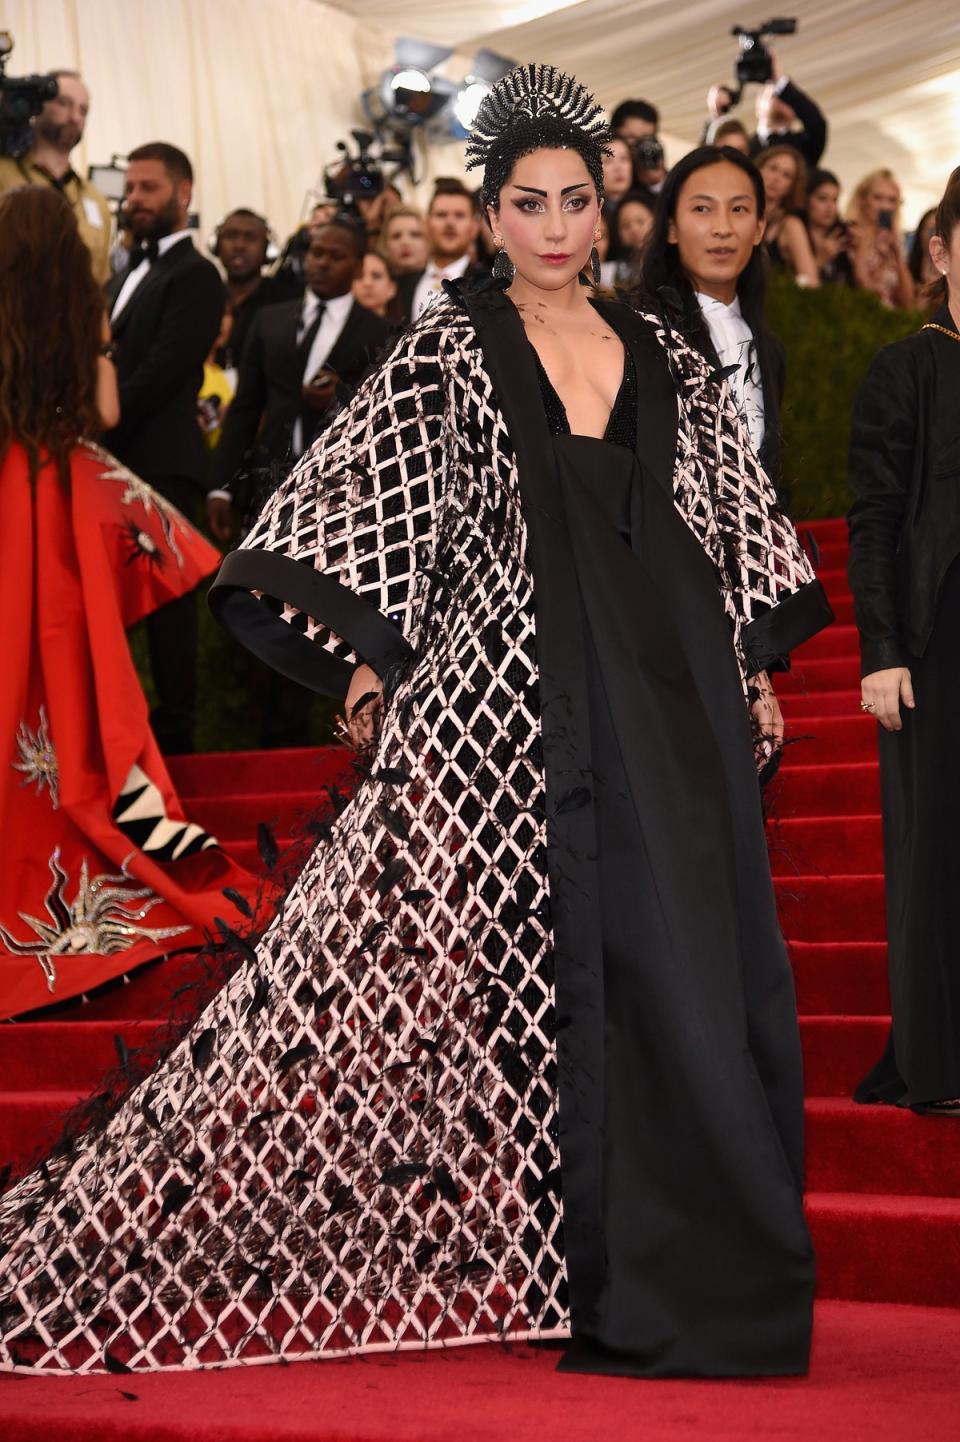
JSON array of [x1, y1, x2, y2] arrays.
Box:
[[331, 0, 960, 220]]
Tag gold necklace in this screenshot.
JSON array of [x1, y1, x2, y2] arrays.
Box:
[[922, 322, 960, 342]]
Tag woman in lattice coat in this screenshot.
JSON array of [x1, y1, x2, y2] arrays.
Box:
[[0, 67, 831, 1379]]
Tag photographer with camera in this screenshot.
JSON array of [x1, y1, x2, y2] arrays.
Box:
[[706, 22, 827, 170], [847, 169, 915, 310], [805, 169, 857, 287], [0, 68, 112, 283]]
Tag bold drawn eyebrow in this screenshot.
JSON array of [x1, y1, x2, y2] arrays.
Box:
[[512, 183, 590, 197]]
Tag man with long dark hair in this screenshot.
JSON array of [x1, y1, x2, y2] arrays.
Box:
[[638, 144, 786, 491]]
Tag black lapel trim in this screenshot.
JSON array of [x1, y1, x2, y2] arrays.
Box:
[[111, 237, 194, 333], [460, 282, 608, 1329]]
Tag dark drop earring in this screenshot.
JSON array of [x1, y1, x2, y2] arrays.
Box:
[[589, 245, 601, 287], [492, 241, 516, 282]]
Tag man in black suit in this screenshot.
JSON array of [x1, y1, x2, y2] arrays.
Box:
[[208, 217, 391, 530], [207, 217, 391, 747], [395, 181, 488, 325], [104, 141, 224, 754]]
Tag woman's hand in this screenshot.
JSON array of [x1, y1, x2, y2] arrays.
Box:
[[750, 670, 784, 746], [342, 663, 384, 753], [861, 667, 915, 731]]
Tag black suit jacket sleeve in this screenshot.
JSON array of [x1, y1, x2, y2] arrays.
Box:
[[847, 348, 915, 675], [212, 310, 272, 495], [116, 261, 225, 428], [779, 79, 827, 166]]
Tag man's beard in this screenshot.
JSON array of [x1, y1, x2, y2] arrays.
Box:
[[34, 119, 83, 152], [131, 194, 182, 242]]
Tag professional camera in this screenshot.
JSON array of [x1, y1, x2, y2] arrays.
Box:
[[634, 135, 665, 173], [0, 32, 58, 159], [324, 130, 408, 216], [730, 17, 797, 95]]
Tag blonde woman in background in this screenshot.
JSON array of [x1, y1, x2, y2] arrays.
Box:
[[847, 169, 915, 309]]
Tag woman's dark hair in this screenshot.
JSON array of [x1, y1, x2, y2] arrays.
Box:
[[808, 168, 840, 198], [611, 189, 657, 252], [481, 114, 606, 211], [0, 187, 104, 485], [637, 145, 769, 352], [908, 206, 937, 285], [922, 167, 960, 311]]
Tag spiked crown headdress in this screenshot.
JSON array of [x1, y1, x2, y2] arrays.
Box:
[[465, 63, 611, 208]]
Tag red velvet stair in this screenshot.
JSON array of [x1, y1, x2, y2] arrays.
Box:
[[2, 519, 958, 1318]]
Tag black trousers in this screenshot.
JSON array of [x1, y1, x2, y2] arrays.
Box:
[[145, 475, 200, 753]]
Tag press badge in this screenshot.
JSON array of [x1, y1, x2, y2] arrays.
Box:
[[82, 196, 103, 228]]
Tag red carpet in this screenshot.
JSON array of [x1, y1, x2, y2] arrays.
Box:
[[1, 1302, 958, 1441], [2, 518, 959, 1435]]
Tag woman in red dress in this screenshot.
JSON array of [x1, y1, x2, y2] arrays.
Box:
[[0, 187, 252, 1019]]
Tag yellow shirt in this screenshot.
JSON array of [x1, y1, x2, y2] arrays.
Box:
[[0, 155, 112, 285]]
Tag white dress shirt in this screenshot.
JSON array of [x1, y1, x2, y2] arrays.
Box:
[[695, 291, 765, 455], [111, 229, 193, 320], [291, 290, 355, 456], [411, 253, 471, 321]]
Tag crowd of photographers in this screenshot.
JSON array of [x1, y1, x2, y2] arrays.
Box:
[[0, 49, 940, 752]]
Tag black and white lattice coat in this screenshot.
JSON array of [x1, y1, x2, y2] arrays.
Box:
[[0, 283, 830, 1375]]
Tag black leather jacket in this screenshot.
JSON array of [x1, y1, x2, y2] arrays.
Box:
[[848, 305, 960, 675]]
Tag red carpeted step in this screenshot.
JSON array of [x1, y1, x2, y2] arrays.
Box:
[[0, 1089, 84, 1174], [795, 623, 859, 660], [0, 1021, 162, 1090], [800, 1015, 889, 1095], [775, 875, 886, 941], [35, 949, 236, 1024], [782, 716, 877, 765], [187, 791, 327, 841], [806, 1098, 960, 1196], [779, 689, 861, 718], [768, 815, 883, 876], [168, 745, 356, 798], [807, 1192, 960, 1307], [779, 654, 861, 692], [816, 564, 850, 597], [803, 516, 849, 541], [789, 941, 890, 1016], [774, 761, 880, 816], [808, 538, 850, 568]]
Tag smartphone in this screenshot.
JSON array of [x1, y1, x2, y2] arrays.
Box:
[[877, 210, 894, 230]]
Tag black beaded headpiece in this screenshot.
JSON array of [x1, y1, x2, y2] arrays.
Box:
[[465, 63, 611, 209]]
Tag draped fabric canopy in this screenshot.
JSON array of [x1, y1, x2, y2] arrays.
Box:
[[7, 1, 956, 243], [331, 0, 960, 221]]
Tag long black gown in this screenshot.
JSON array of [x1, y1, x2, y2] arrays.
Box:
[[525, 321, 814, 1376]]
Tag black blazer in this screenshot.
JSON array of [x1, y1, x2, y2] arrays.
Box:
[[749, 81, 828, 169], [212, 294, 392, 506], [396, 262, 489, 325], [104, 237, 225, 485], [848, 306, 960, 675]]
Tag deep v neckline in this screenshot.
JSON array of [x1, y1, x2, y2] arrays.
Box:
[[522, 298, 629, 443]]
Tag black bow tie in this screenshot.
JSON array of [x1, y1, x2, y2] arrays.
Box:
[[131, 237, 160, 270]]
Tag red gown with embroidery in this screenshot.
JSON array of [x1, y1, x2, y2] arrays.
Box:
[[1, 440, 253, 1019]]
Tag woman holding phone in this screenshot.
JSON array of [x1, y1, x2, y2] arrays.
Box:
[[847, 169, 915, 309]]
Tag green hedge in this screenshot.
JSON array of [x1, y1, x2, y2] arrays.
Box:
[[767, 273, 921, 520], [135, 280, 920, 750]]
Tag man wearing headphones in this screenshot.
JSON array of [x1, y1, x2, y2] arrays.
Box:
[[211, 209, 298, 377]]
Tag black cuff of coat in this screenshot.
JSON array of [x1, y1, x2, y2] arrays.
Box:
[[859, 636, 909, 678], [208, 548, 413, 699], [741, 578, 835, 675]]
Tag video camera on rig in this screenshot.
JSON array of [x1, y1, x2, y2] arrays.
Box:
[[728, 17, 797, 103], [0, 32, 59, 159], [323, 130, 408, 218]]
